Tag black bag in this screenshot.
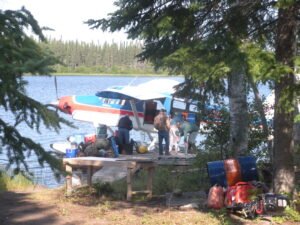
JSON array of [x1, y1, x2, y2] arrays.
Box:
[[263, 193, 289, 212], [124, 143, 133, 155]]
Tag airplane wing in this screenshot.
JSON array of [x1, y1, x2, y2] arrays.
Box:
[[96, 79, 180, 101]]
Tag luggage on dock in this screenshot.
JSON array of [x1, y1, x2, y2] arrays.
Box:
[[124, 143, 133, 155], [97, 125, 108, 138], [84, 134, 96, 143], [65, 142, 78, 158], [65, 148, 78, 158], [94, 138, 110, 150]]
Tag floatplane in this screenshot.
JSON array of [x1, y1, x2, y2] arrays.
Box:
[[48, 77, 287, 157], [49, 78, 220, 155]]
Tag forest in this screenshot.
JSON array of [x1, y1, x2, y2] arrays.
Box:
[[39, 39, 159, 75]]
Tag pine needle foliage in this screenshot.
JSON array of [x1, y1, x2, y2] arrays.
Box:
[[86, 0, 279, 102], [88, 0, 300, 193], [0, 7, 73, 177]]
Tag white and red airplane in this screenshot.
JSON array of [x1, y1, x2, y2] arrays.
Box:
[[49, 79, 221, 154]]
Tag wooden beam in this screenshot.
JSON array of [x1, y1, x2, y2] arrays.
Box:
[[65, 164, 72, 196], [87, 166, 93, 187], [127, 167, 133, 201], [147, 167, 154, 199]]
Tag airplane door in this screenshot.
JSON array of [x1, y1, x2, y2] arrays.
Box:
[[144, 101, 157, 124]]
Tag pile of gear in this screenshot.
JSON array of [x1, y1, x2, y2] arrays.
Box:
[[206, 156, 289, 218], [68, 125, 148, 158]]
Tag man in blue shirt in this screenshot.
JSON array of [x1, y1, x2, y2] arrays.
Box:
[[117, 114, 133, 153]]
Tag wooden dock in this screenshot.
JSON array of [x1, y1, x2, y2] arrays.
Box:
[[63, 153, 196, 201]]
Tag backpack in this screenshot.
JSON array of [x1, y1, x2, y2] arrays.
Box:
[[225, 182, 255, 208], [207, 184, 224, 209], [154, 115, 164, 130]]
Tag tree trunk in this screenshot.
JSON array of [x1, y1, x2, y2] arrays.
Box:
[[228, 71, 248, 157], [273, 4, 298, 194]]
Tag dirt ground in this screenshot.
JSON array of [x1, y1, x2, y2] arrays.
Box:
[[0, 186, 298, 225]]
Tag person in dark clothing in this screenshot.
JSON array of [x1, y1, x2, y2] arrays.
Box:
[[117, 114, 133, 153]]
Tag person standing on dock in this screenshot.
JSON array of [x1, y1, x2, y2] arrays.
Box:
[[169, 112, 183, 153], [169, 122, 181, 153], [154, 109, 170, 156], [178, 116, 199, 153], [117, 114, 133, 154]]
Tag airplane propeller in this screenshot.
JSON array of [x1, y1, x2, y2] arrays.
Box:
[[54, 75, 59, 100], [44, 76, 60, 112]]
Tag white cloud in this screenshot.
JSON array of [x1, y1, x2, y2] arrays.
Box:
[[0, 0, 128, 44]]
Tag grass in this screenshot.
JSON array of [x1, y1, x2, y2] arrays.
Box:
[[0, 171, 33, 191], [0, 168, 299, 224], [272, 207, 300, 223]]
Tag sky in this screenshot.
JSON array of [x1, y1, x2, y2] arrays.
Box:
[[0, 0, 128, 44]]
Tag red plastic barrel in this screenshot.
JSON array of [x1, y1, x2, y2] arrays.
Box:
[[224, 158, 242, 186]]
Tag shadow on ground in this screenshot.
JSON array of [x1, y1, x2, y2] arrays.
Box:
[[0, 191, 83, 225]]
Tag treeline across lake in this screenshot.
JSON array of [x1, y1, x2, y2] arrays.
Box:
[[39, 39, 161, 75]]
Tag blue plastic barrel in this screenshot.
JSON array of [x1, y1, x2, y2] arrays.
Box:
[[238, 156, 259, 181], [207, 160, 227, 187], [65, 148, 77, 158]]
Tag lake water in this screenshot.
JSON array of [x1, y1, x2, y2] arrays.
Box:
[[0, 75, 271, 188], [0, 75, 184, 188]]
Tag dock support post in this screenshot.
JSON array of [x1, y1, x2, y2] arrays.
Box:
[[66, 164, 73, 196], [87, 166, 93, 187], [127, 166, 133, 201], [147, 166, 154, 199]]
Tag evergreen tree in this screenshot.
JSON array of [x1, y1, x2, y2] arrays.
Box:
[[87, 0, 299, 193], [41, 38, 152, 74], [273, 1, 299, 194], [0, 8, 72, 176]]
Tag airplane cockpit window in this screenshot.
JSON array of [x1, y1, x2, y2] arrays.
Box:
[[101, 98, 122, 105], [120, 100, 126, 106]]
